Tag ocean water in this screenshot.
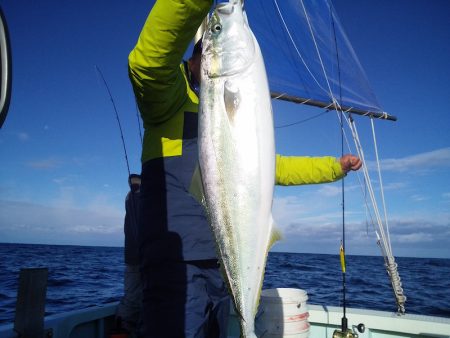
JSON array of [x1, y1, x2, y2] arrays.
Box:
[[0, 243, 449, 324]]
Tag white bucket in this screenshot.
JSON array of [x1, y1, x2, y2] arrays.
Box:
[[256, 288, 310, 338]]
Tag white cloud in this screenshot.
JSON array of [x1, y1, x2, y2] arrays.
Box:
[[70, 224, 118, 234], [18, 132, 29, 142], [27, 158, 62, 170], [369, 147, 450, 173], [395, 232, 434, 243], [53, 177, 68, 185], [1, 186, 449, 257], [317, 185, 341, 197], [0, 130, 30, 142], [0, 199, 124, 245], [272, 193, 341, 232], [270, 193, 450, 258], [382, 182, 408, 190], [26, 155, 104, 172], [410, 194, 429, 202], [273, 192, 367, 245]]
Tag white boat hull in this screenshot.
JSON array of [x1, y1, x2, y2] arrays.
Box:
[[1, 300, 449, 338]]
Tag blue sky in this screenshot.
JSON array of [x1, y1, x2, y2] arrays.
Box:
[[0, 0, 449, 258]]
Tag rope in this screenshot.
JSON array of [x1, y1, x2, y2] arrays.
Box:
[[347, 118, 392, 254], [371, 118, 392, 254], [346, 115, 406, 313]]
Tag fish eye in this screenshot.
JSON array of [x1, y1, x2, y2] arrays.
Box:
[[212, 23, 222, 34]]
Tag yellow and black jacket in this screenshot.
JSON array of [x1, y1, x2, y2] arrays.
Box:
[[128, 0, 343, 261]]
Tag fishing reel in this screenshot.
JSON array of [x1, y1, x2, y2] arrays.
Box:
[[332, 320, 365, 338], [333, 329, 357, 338]]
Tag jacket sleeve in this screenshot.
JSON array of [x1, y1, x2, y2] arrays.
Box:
[[128, 0, 212, 125], [275, 154, 344, 186]]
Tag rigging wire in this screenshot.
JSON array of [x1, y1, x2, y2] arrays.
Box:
[[274, 109, 330, 129], [273, 0, 329, 96], [298, 0, 338, 105]]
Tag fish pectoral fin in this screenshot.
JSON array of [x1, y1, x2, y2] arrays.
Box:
[[223, 80, 240, 123], [269, 217, 282, 249], [189, 164, 208, 210], [269, 228, 282, 249]]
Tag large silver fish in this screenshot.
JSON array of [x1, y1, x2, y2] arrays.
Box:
[[198, 1, 279, 337]]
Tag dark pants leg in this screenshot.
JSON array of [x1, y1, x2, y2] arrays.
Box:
[[140, 260, 229, 338]]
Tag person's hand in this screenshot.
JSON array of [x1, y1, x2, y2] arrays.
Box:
[[340, 154, 362, 174]]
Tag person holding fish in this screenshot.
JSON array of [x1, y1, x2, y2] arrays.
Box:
[[128, 0, 361, 337]]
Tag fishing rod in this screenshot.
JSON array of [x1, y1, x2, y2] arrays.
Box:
[[95, 65, 132, 178], [333, 116, 366, 338], [95, 65, 141, 252], [330, 8, 365, 337]]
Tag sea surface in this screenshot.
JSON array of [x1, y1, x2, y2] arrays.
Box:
[[0, 243, 449, 324]]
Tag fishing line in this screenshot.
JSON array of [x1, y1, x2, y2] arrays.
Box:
[[134, 100, 143, 145], [95, 65, 131, 177]]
